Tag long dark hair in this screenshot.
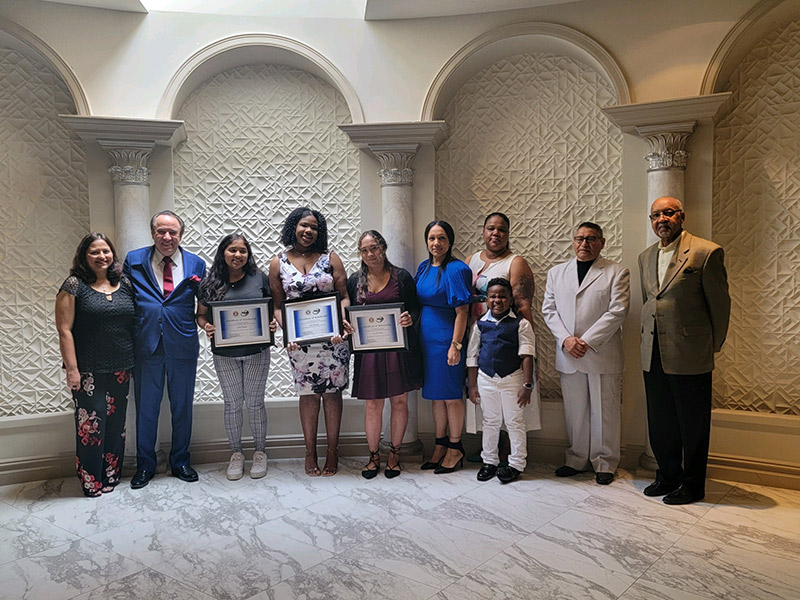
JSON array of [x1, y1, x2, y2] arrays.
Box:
[[199, 233, 259, 303], [280, 206, 328, 253], [356, 230, 395, 303], [70, 232, 122, 285], [484, 211, 511, 252], [423, 220, 456, 283]]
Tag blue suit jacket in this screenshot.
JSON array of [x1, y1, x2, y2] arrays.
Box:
[[123, 246, 207, 361]]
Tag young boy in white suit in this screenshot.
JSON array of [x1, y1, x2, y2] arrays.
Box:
[[467, 278, 536, 484]]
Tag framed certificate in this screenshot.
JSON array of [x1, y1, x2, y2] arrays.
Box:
[[209, 298, 274, 349], [346, 302, 409, 353], [281, 292, 342, 347]]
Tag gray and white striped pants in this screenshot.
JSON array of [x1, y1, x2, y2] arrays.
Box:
[[212, 349, 271, 453]]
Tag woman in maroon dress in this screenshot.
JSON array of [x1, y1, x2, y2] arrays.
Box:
[[346, 230, 423, 479]]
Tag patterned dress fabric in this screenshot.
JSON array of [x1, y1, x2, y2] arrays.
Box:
[[279, 252, 349, 394]]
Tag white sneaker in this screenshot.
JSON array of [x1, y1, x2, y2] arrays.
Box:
[[227, 452, 245, 480], [250, 451, 268, 479]]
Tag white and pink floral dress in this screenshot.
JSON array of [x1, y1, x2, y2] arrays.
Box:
[[279, 251, 350, 394]]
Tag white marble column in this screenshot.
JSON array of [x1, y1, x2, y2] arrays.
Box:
[[100, 141, 155, 257], [339, 122, 448, 459], [371, 145, 422, 454]]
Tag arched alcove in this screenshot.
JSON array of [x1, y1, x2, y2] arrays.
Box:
[[0, 16, 89, 115], [157, 33, 364, 124], [422, 22, 629, 121], [430, 23, 626, 402]]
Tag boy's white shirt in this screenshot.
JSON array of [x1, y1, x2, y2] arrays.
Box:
[[466, 308, 537, 369]]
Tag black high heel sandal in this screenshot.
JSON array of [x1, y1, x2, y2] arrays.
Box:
[[385, 443, 401, 479], [362, 450, 380, 479], [421, 436, 448, 470], [434, 439, 464, 474]]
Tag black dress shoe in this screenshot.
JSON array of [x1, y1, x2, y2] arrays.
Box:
[[477, 464, 498, 481], [171, 465, 199, 482], [595, 472, 614, 485], [663, 485, 704, 505], [554, 465, 580, 477], [130, 470, 155, 489], [497, 466, 521, 484], [643, 480, 679, 497]]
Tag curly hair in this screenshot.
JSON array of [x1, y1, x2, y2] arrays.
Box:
[[199, 233, 260, 304], [70, 232, 123, 285], [422, 220, 456, 283], [280, 207, 328, 253], [355, 230, 395, 303]]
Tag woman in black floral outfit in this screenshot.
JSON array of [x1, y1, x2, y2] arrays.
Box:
[[56, 233, 135, 497]]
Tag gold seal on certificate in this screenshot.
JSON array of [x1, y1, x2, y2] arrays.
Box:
[[346, 303, 409, 353], [209, 298, 274, 348], [281, 292, 343, 347]]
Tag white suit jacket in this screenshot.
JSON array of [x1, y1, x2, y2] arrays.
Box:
[[542, 256, 631, 374]]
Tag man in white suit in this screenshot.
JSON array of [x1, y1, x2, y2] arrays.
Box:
[[542, 222, 631, 485]]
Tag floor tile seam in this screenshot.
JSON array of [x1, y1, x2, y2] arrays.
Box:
[[412, 512, 528, 546], [274, 553, 443, 596], [507, 535, 656, 582], [143, 560, 234, 600], [488, 483, 592, 509], [565, 504, 693, 535]]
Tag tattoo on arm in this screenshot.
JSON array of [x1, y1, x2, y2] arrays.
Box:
[[514, 273, 535, 304]]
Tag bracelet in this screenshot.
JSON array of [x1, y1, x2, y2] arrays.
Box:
[[522, 382, 533, 390], [451, 340, 463, 351]]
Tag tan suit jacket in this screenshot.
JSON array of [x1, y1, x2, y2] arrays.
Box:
[[639, 231, 730, 375]]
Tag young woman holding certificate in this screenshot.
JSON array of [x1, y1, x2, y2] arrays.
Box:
[[346, 230, 422, 479], [196, 233, 276, 481], [270, 207, 351, 477]]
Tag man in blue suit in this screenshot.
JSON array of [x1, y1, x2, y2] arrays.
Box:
[[124, 210, 206, 489]]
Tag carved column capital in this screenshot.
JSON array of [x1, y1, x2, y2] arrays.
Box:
[[371, 144, 419, 187], [99, 141, 155, 185], [635, 122, 696, 171]]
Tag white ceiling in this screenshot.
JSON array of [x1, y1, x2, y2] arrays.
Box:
[[41, 0, 147, 13], [39, 0, 583, 19], [364, 0, 583, 21]]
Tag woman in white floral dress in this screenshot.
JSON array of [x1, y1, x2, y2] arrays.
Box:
[[270, 207, 351, 476]]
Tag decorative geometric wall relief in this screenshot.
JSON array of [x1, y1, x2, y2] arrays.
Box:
[[713, 19, 800, 415], [0, 47, 89, 417], [436, 52, 622, 402], [174, 64, 360, 403]]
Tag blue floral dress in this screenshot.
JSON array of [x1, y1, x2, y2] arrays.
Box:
[[279, 251, 350, 394]]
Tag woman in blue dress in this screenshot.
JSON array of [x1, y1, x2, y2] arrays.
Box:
[[415, 220, 473, 473]]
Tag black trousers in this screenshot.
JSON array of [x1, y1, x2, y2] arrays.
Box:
[[643, 335, 712, 496]]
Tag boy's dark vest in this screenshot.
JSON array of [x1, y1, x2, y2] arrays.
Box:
[[477, 314, 521, 377]]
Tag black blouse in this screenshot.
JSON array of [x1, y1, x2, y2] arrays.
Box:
[[59, 276, 135, 372]]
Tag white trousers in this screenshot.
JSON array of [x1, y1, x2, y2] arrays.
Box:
[[478, 369, 527, 472], [560, 371, 621, 473]]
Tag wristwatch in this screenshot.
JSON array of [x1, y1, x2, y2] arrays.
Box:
[[522, 382, 533, 390], [451, 340, 463, 350]]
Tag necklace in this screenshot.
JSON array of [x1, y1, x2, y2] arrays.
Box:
[[96, 282, 113, 302]]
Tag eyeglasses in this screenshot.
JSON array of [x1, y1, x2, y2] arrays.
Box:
[[573, 236, 600, 244], [359, 245, 382, 256], [649, 209, 682, 220]]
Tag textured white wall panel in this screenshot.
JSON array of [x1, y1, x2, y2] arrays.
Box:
[[713, 20, 800, 416], [436, 52, 622, 401], [0, 47, 88, 416], [173, 64, 360, 403]]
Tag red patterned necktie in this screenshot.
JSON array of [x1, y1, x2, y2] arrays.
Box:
[[163, 256, 174, 298]]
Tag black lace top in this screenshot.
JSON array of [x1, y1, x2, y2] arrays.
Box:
[[59, 276, 136, 372]]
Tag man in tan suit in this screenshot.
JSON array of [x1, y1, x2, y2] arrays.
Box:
[[639, 196, 730, 505]]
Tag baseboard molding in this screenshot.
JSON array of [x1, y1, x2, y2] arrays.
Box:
[[707, 453, 800, 491], [0, 434, 370, 487]]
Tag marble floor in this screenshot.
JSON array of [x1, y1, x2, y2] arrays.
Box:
[[1, 458, 799, 600]]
